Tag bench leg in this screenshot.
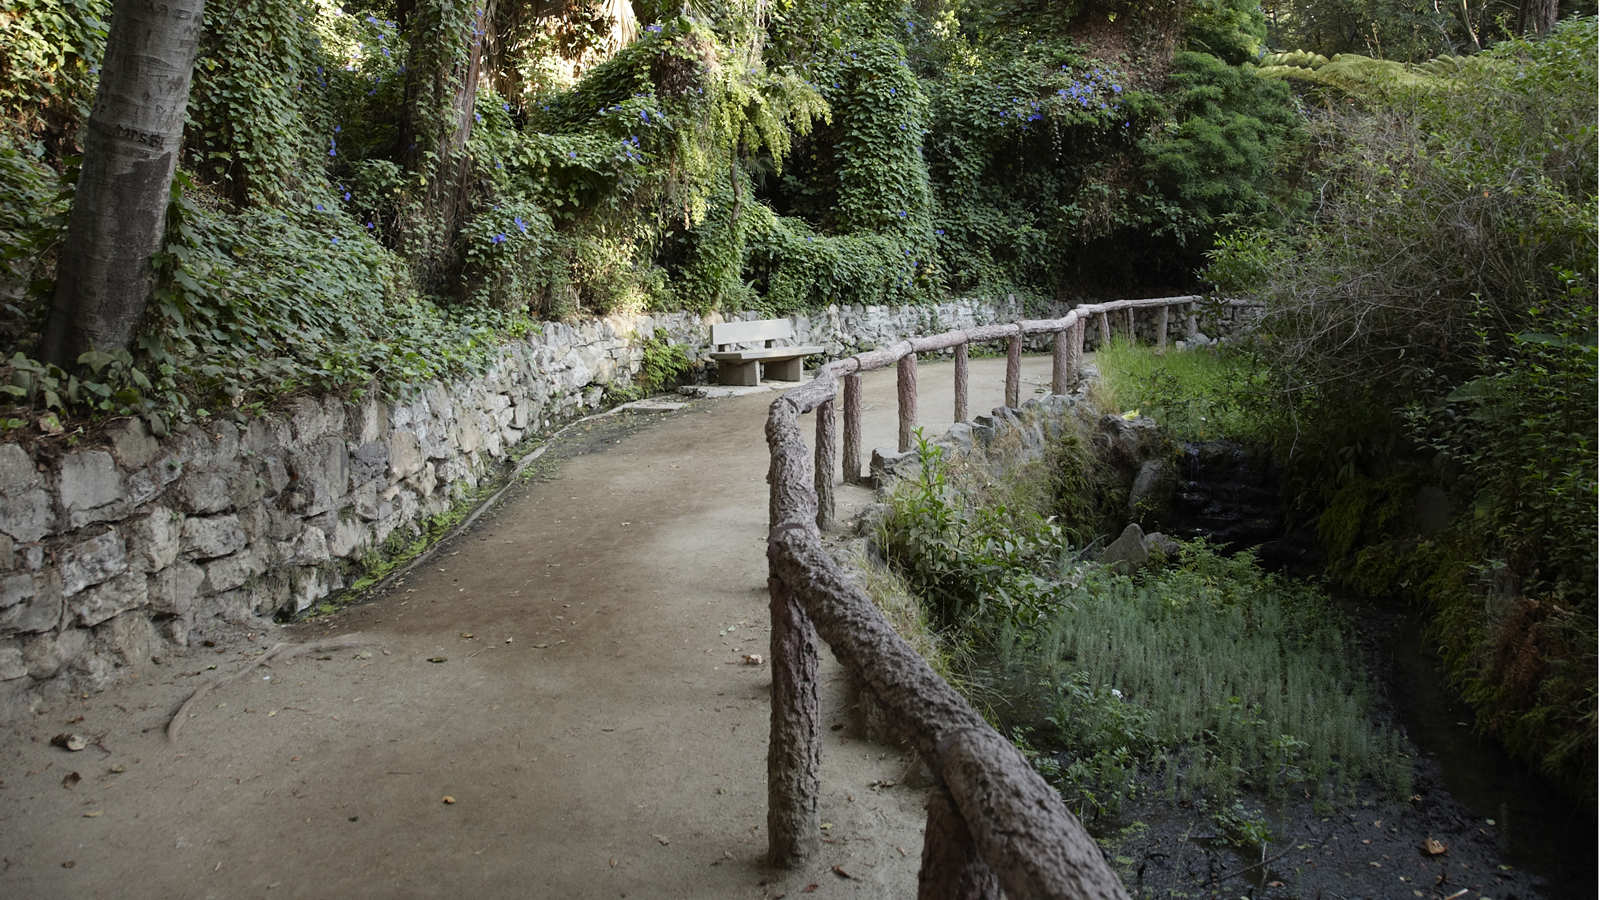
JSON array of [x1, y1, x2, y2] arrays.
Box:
[[765, 357, 804, 382], [718, 359, 761, 386]]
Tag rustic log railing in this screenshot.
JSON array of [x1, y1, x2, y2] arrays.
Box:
[[764, 296, 1208, 899]]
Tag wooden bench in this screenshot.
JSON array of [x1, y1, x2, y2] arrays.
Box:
[[708, 319, 823, 386]]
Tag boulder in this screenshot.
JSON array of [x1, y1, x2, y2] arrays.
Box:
[[1101, 523, 1149, 575]]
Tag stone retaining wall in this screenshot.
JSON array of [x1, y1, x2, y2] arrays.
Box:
[[0, 296, 1251, 712]]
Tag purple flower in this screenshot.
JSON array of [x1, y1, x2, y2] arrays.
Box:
[[515, 216, 527, 233]]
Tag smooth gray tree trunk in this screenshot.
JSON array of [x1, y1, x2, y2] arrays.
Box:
[[41, 0, 207, 368]]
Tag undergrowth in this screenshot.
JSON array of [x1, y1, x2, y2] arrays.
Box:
[[1090, 337, 1270, 442], [995, 544, 1411, 823], [876, 419, 1410, 825]]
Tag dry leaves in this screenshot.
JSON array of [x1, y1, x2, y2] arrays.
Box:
[[51, 733, 88, 752], [799, 884, 819, 894], [61, 772, 81, 790], [442, 795, 457, 804], [831, 864, 853, 879], [1422, 838, 1448, 856], [742, 654, 763, 666]]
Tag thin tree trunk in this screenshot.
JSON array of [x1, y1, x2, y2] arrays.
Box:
[[41, 0, 207, 367]]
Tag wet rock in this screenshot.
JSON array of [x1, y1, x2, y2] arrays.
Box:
[[1127, 458, 1175, 527]]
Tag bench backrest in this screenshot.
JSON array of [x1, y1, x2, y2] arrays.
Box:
[[711, 318, 793, 348]]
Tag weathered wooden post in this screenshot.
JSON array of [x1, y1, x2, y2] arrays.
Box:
[[1004, 332, 1022, 408], [1097, 311, 1111, 349], [842, 373, 863, 485], [1124, 307, 1135, 343], [897, 353, 918, 453], [767, 576, 821, 867], [814, 397, 836, 531], [1051, 329, 1070, 395], [1156, 305, 1169, 350], [953, 343, 969, 423], [919, 788, 1002, 900], [1069, 317, 1086, 376]]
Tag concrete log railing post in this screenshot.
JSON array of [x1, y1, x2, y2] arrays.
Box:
[[1185, 302, 1198, 339], [1156, 305, 1169, 350], [814, 396, 836, 530], [842, 373, 863, 485], [1004, 332, 1022, 409], [1097, 311, 1111, 349], [919, 786, 1001, 900], [1051, 330, 1070, 396], [766, 576, 821, 867], [897, 353, 919, 453], [953, 343, 969, 423], [1123, 307, 1135, 342], [1069, 318, 1085, 375]]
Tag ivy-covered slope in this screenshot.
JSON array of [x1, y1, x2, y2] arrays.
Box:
[[0, 0, 1298, 428]]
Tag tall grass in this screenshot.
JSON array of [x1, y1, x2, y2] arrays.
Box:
[[1091, 339, 1270, 442], [990, 542, 1412, 820]]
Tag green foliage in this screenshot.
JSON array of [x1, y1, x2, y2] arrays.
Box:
[[1211, 17, 1598, 800], [633, 328, 691, 393], [1141, 50, 1301, 235], [1008, 542, 1413, 819], [0, 0, 107, 150], [877, 432, 1078, 632], [1091, 338, 1271, 441]]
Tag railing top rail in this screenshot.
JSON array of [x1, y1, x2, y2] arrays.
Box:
[[764, 296, 1208, 899]]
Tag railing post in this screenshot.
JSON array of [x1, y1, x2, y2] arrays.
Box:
[[1124, 307, 1135, 343], [814, 397, 836, 531], [842, 373, 863, 485], [1186, 301, 1198, 339], [1051, 330, 1069, 396], [919, 787, 1001, 900], [953, 343, 969, 423], [1004, 333, 1022, 408], [897, 353, 918, 453], [1156, 305, 1169, 350], [1069, 317, 1085, 376], [767, 575, 821, 867], [1097, 311, 1111, 349]]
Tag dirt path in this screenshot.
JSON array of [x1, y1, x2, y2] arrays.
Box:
[[0, 355, 1053, 900]]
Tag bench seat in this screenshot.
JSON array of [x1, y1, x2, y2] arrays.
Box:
[[709, 319, 823, 385]]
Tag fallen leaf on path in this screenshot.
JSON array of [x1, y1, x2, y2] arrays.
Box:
[[602, 727, 615, 732], [533, 643, 550, 649], [742, 654, 763, 665], [51, 733, 88, 752], [460, 633, 474, 639], [428, 657, 448, 663], [609, 858, 617, 868], [1422, 838, 1448, 856], [83, 810, 102, 817], [355, 651, 373, 660], [832, 865, 853, 879], [61, 861, 74, 869], [61, 772, 80, 789], [800, 884, 818, 894], [653, 834, 670, 845], [442, 796, 456, 804]]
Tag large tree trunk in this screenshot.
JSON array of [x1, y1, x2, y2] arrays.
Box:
[[41, 0, 207, 367], [1519, 0, 1559, 35]]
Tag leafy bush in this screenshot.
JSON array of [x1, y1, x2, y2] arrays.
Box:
[[1209, 17, 1598, 798]]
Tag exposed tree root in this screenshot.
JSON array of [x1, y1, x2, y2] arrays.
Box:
[[167, 635, 376, 744]]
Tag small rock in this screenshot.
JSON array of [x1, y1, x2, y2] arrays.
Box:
[[1101, 523, 1149, 575]]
